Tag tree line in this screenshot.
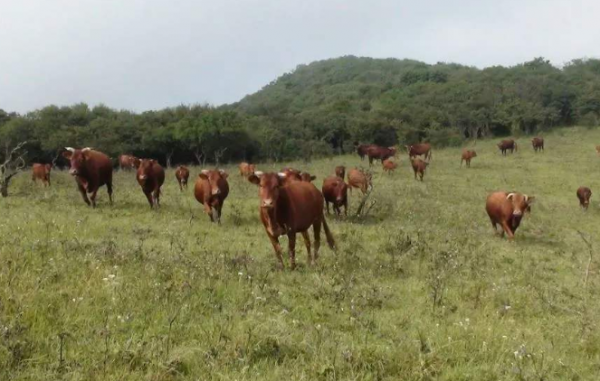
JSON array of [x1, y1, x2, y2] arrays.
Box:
[[1, 56, 600, 166]]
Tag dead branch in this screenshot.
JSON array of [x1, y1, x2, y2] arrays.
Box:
[[0, 141, 28, 197]]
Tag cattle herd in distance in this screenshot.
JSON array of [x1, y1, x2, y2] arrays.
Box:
[[27, 136, 595, 269]]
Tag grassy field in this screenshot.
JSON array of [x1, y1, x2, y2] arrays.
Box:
[[2, 127, 600, 380]]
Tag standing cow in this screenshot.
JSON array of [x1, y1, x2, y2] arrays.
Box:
[[406, 143, 432, 161], [382, 159, 398, 174], [531, 137, 544, 152], [248, 171, 335, 270], [356, 143, 376, 161], [194, 169, 229, 224], [366, 146, 397, 166], [32, 163, 52, 186], [137, 159, 165, 208], [498, 139, 517, 155], [577, 187, 592, 210], [347, 168, 372, 194], [119, 154, 139, 170], [460, 150, 477, 168], [485, 191, 535, 239], [322, 176, 348, 216], [175, 165, 190, 191], [62, 147, 113, 208], [410, 158, 428, 181], [239, 162, 256, 177], [335, 165, 346, 179]]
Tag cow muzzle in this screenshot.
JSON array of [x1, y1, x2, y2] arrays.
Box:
[[261, 199, 274, 208], [212, 188, 221, 195], [513, 210, 523, 217], [139, 175, 147, 180], [69, 168, 78, 176]]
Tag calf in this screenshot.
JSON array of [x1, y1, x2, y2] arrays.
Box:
[[335, 165, 346, 179], [248, 171, 335, 270], [137, 159, 165, 208], [119, 154, 139, 170], [531, 137, 544, 152], [239, 162, 256, 177], [460, 150, 477, 167], [62, 147, 113, 208], [347, 168, 372, 194], [485, 191, 535, 239], [194, 169, 229, 223], [175, 165, 190, 191], [32, 163, 52, 186], [498, 139, 517, 155], [577, 186, 592, 210], [406, 143, 432, 160], [382, 159, 398, 174], [322, 176, 348, 216], [410, 158, 428, 181]]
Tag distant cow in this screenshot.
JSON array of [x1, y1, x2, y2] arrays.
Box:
[[194, 169, 229, 224], [335, 165, 346, 179], [322, 176, 348, 216], [577, 187, 592, 210], [119, 154, 139, 170], [382, 159, 398, 174], [175, 165, 190, 191], [62, 147, 113, 207], [532, 137, 544, 152], [239, 162, 256, 177], [32, 163, 52, 186], [356, 144, 376, 161], [406, 143, 432, 161], [366, 146, 397, 165], [410, 158, 428, 181], [460, 150, 477, 168], [498, 139, 517, 155], [280, 168, 315, 183], [248, 171, 335, 270], [137, 159, 165, 208], [486, 191, 534, 239], [596, 146, 600, 156], [347, 168, 372, 194]]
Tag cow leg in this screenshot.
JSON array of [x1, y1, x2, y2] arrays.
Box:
[[313, 221, 322, 262], [214, 203, 223, 225], [89, 189, 98, 208], [343, 200, 348, 216], [154, 188, 160, 208], [267, 234, 285, 270], [500, 221, 514, 239], [301, 231, 313, 265], [46, 176, 51, 186], [106, 182, 113, 205], [325, 201, 330, 214], [144, 191, 154, 209], [78, 184, 91, 206], [287, 232, 297, 270], [413, 170, 417, 180]]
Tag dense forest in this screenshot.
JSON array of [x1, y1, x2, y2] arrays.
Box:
[[1, 56, 600, 166]]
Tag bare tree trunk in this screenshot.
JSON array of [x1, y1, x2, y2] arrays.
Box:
[[0, 141, 28, 197], [166, 151, 174, 168]]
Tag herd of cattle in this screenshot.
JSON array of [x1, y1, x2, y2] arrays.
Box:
[[25, 136, 593, 268]]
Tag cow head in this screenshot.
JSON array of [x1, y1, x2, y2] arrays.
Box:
[[137, 159, 157, 184], [507, 193, 535, 217], [199, 169, 228, 196], [45, 163, 52, 173], [388, 146, 398, 156], [300, 172, 316, 182], [248, 171, 285, 209], [62, 147, 92, 176], [470, 150, 477, 157], [405, 145, 412, 153], [333, 179, 348, 205]]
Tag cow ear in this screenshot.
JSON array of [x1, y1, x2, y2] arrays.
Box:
[[198, 171, 209, 180], [248, 173, 260, 185], [507, 193, 515, 200], [526, 195, 535, 204], [219, 169, 228, 179]]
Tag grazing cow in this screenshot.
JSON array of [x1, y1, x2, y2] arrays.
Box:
[[382, 159, 398, 174], [31, 163, 52, 186], [119, 154, 139, 170], [461, 150, 477, 168], [137, 159, 165, 208], [485, 191, 535, 239], [248, 171, 335, 270], [497, 139, 517, 155], [62, 147, 113, 208], [347, 168, 372, 194], [406, 143, 432, 161], [194, 169, 229, 224], [356, 143, 376, 161], [175, 165, 190, 191], [335, 165, 346, 179], [410, 158, 428, 181], [531, 137, 544, 152], [322, 176, 348, 216], [577, 186, 592, 210], [367, 146, 397, 165], [239, 162, 256, 177]]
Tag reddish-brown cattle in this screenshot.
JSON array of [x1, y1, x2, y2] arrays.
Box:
[[382, 159, 398, 174], [194, 169, 230, 223], [596, 146, 600, 156], [239, 162, 256, 177], [497, 139, 517, 155], [137, 159, 165, 208], [322, 176, 348, 216], [31, 163, 52, 186], [485, 191, 535, 239], [119, 154, 139, 170], [366, 146, 397, 165], [335, 165, 345, 179], [280, 168, 315, 184], [460, 150, 477, 168], [175, 165, 190, 191], [531, 137, 544, 152], [577, 186, 592, 210], [406, 143, 432, 160], [248, 171, 335, 269], [356, 144, 376, 161], [62, 147, 113, 208], [347, 168, 372, 194], [410, 158, 428, 181]]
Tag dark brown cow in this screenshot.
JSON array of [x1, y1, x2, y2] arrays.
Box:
[[460, 150, 477, 168], [137, 159, 165, 208], [194, 169, 230, 224], [406, 143, 432, 160], [356, 144, 376, 161], [119, 154, 139, 170], [239, 162, 256, 177], [382, 159, 398, 174], [248, 171, 335, 270], [31, 163, 52, 186], [175, 165, 190, 191], [322, 176, 348, 216], [410, 158, 428, 181], [531, 137, 544, 152], [62, 147, 113, 208], [497, 139, 517, 155], [577, 186, 592, 210], [335, 165, 345, 179], [366, 146, 397, 165], [486, 191, 534, 239], [347, 168, 372, 194]]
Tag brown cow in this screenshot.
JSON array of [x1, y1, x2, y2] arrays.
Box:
[[322, 176, 348, 216], [382, 159, 398, 174], [175, 165, 190, 191], [410, 158, 428, 181], [460, 150, 477, 168], [248, 171, 335, 270], [577, 186, 592, 210], [137, 159, 165, 208], [347, 168, 372, 194], [406, 143, 432, 160], [239, 162, 256, 177], [486, 191, 535, 239], [531, 137, 544, 152], [366, 146, 397, 165], [62, 147, 113, 208], [596, 146, 600, 156], [119, 154, 139, 170], [498, 139, 517, 155], [280, 168, 315, 183], [194, 169, 230, 224], [32, 163, 52, 186], [335, 165, 345, 179], [356, 143, 376, 161]]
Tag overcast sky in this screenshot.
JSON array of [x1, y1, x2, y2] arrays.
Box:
[[1, 0, 599, 113]]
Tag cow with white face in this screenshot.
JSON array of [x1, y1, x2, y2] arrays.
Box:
[[485, 191, 535, 240], [62, 147, 113, 208]]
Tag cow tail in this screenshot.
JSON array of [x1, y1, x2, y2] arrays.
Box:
[[322, 217, 336, 251]]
